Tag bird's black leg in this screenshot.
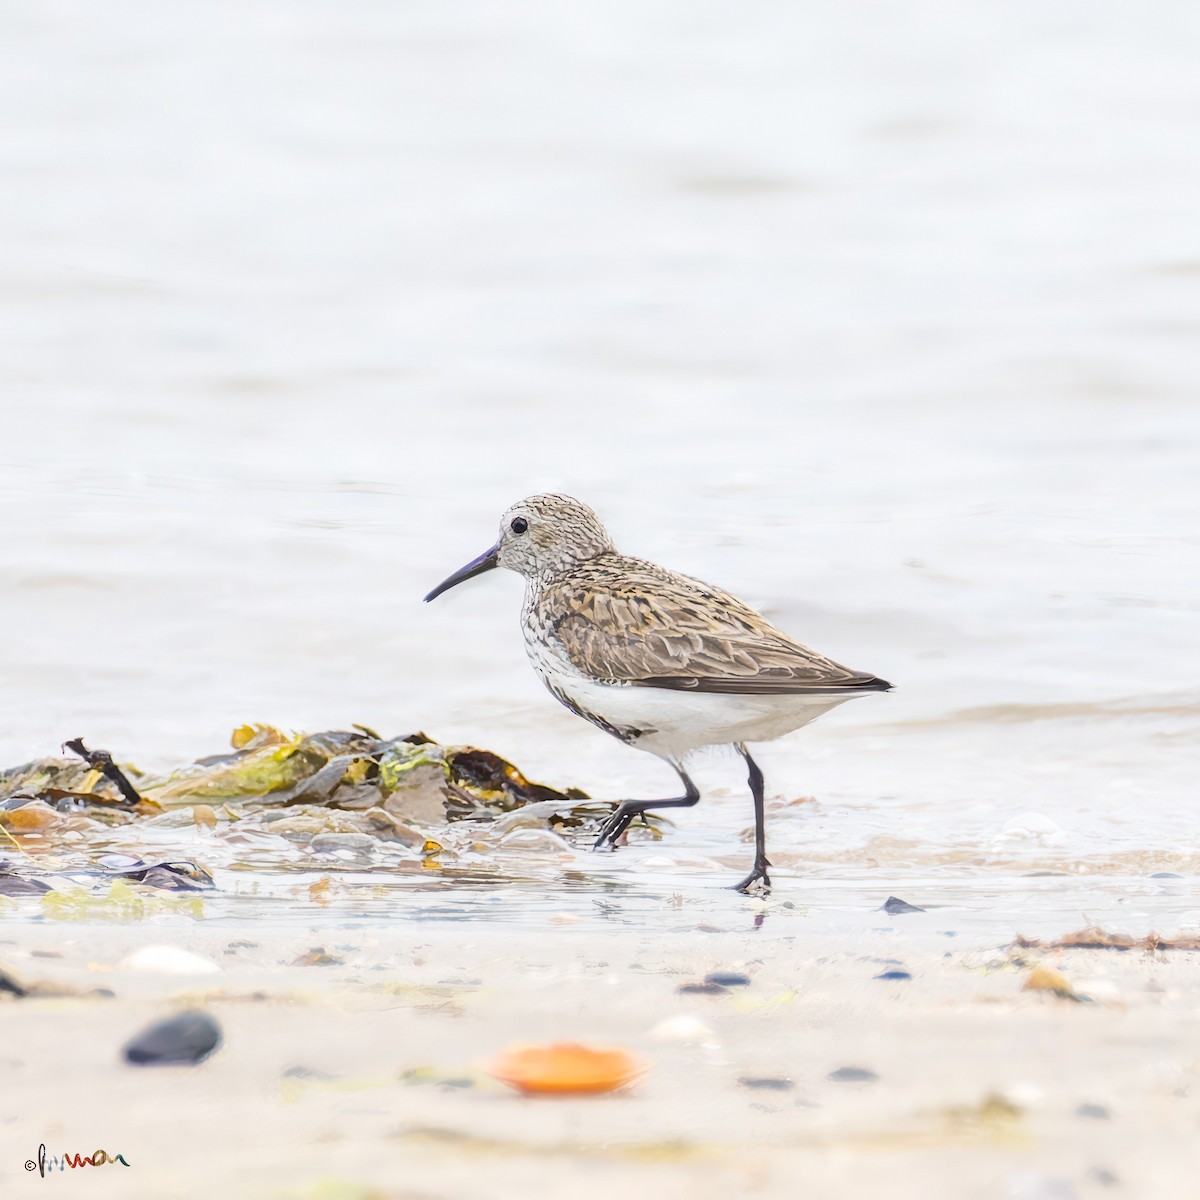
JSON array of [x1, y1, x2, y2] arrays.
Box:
[[731, 744, 771, 894], [592, 765, 699, 851]]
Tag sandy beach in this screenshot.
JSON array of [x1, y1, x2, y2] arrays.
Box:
[[5, 887, 1200, 1200]]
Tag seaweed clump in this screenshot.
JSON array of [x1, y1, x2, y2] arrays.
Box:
[[0, 725, 590, 824], [0, 725, 609, 892]]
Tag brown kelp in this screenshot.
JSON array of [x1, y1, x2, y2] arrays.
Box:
[[0, 726, 615, 896]]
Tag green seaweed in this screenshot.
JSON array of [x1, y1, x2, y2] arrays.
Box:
[[41, 880, 205, 922]]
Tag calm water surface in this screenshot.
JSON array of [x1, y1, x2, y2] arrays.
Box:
[[1, 3, 1197, 929]]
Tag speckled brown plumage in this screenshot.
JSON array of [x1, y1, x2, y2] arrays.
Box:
[[534, 553, 887, 695]]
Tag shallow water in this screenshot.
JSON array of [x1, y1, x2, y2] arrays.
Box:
[[1, 2, 1198, 935]]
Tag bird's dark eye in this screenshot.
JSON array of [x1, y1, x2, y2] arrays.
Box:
[[510, 517, 528, 534]]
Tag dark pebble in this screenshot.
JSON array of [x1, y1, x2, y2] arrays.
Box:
[[739, 1076, 794, 1091], [283, 1065, 336, 1080], [828, 1066, 878, 1083], [126, 864, 213, 892], [1150, 872, 1183, 879], [438, 1077, 475, 1090], [874, 970, 912, 981], [881, 896, 925, 914], [123, 1011, 221, 1066], [1076, 1103, 1110, 1120], [0, 968, 27, 998], [292, 948, 343, 966], [678, 982, 727, 995], [1088, 1168, 1119, 1187], [704, 971, 751, 987], [0, 873, 53, 896]]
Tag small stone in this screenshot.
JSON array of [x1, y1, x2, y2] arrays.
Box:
[[128, 863, 214, 891], [649, 1015, 715, 1042], [0, 966, 27, 998], [874, 970, 912, 981], [1023, 964, 1079, 1000], [998, 1080, 1045, 1108], [828, 1066, 878, 1083], [881, 896, 925, 914], [1087, 1168, 1119, 1187], [283, 1065, 336, 1080], [678, 982, 727, 995], [739, 1076, 794, 1091], [1149, 872, 1183, 879], [704, 971, 751, 987], [0, 874, 52, 896], [1076, 1103, 1110, 1120], [292, 947, 343, 966], [123, 1011, 221, 1066], [120, 945, 222, 975]]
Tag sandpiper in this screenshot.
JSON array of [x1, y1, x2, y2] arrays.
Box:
[[424, 494, 891, 893]]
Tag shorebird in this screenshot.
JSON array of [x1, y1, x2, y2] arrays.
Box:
[[424, 494, 890, 893]]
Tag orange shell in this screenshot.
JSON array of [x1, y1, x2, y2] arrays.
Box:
[[483, 1042, 650, 1095]]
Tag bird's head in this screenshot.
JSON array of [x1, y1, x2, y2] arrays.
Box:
[[423, 493, 615, 601]]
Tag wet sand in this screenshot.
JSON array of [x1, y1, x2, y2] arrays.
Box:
[[5, 874, 1200, 1200]]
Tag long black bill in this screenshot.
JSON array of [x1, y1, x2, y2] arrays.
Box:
[[423, 542, 500, 603]]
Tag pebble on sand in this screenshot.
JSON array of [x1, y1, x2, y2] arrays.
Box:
[[119, 945, 222, 975], [1023, 964, 1080, 1000], [123, 1011, 222, 1066], [1, 966, 27, 997], [649, 1015, 715, 1042], [739, 1076, 794, 1091], [704, 971, 751, 987], [828, 1066, 879, 1083], [292, 948, 344, 966]]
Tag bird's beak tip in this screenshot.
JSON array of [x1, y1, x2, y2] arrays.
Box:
[[423, 543, 501, 604]]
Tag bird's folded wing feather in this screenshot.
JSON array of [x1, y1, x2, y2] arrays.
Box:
[[543, 561, 890, 695]]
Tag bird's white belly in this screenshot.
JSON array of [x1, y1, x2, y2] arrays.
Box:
[[533, 649, 856, 761]]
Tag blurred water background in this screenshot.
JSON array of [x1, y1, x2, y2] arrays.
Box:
[[2, 1, 1197, 899]]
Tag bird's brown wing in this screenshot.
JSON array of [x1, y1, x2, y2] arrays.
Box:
[[542, 558, 890, 695]]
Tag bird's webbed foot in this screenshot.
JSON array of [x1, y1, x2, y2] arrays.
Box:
[[591, 802, 642, 850], [590, 767, 700, 853], [731, 857, 772, 895]]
